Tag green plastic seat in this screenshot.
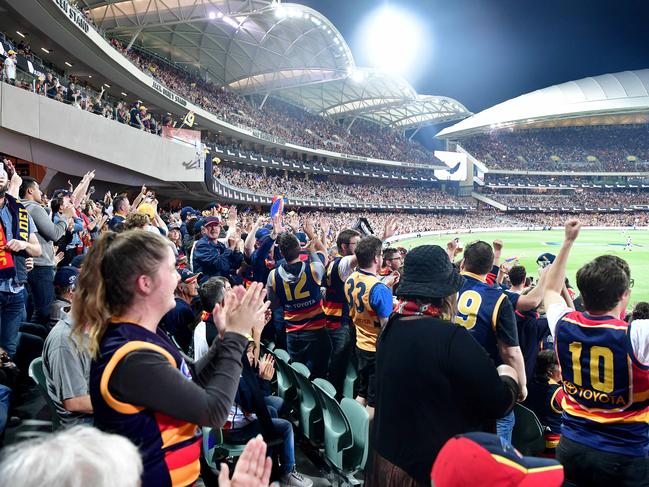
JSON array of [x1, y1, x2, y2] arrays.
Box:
[[313, 378, 353, 470], [272, 348, 298, 410], [343, 358, 358, 399], [340, 398, 369, 471], [28, 358, 60, 431], [290, 362, 323, 441], [512, 403, 545, 456], [201, 427, 246, 469]]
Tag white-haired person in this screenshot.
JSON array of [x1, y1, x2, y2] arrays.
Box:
[[0, 426, 273, 487]]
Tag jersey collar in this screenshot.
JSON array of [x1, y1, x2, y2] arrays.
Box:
[[460, 271, 487, 283]]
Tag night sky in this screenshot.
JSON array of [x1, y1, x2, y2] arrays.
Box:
[[300, 0, 649, 113]]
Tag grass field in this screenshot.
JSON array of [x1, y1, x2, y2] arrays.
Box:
[[398, 229, 649, 304]]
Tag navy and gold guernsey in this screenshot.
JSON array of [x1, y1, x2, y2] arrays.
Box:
[[323, 256, 350, 330], [345, 269, 382, 352], [90, 320, 201, 487], [269, 261, 327, 332], [454, 271, 510, 363], [555, 311, 649, 456]]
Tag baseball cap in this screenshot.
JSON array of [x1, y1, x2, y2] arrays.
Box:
[[255, 224, 273, 240], [431, 432, 563, 487], [70, 254, 85, 269], [295, 232, 308, 247], [180, 206, 200, 221], [179, 268, 200, 283], [536, 253, 556, 267], [54, 266, 79, 289], [7, 50, 15, 55], [52, 189, 73, 199], [136, 203, 156, 220], [203, 216, 222, 227], [168, 221, 181, 230]]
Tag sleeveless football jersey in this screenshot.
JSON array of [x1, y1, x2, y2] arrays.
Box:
[[90, 320, 201, 487], [345, 270, 382, 352], [555, 311, 649, 456], [269, 261, 327, 332], [454, 272, 509, 364]]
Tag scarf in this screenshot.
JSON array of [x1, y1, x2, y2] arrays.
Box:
[[0, 194, 29, 280], [395, 299, 444, 318]]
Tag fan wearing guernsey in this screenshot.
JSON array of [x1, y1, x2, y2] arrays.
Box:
[[455, 241, 527, 444], [267, 232, 330, 378], [544, 219, 649, 487], [345, 235, 395, 421]]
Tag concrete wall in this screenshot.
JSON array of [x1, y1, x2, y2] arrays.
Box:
[[0, 83, 202, 184]]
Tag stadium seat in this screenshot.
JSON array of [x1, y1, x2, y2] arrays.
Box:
[[201, 427, 246, 469], [272, 349, 298, 411], [343, 358, 358, 399], [290, 362, 323, 441], [27, 358, 60, 431], [312, 378, 353, 471], [512, 403, 545, 456], [339, 398, 369, 472]]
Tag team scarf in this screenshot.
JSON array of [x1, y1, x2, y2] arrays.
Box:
[[395, 298, 445, 318], [0, 194, 30, 280]]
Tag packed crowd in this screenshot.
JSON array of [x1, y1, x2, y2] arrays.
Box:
[[514, 212, 649, 227], [486, 190, 649, 208], [461, 125, 649, 171], [0, 159, 645, 486], [484, 174, 649, 187], [218, 166, 463, 206], [109, 39, 440, 164]]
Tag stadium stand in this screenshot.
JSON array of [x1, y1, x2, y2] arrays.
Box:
[[0, 1, 647, 486]]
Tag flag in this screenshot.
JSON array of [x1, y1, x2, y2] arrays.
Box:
[[270, 196, 284, 219], [182, 110, 195, 128]]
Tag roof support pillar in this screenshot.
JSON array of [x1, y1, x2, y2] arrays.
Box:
[[347, 116, 359, 133], [126, 28, 143, 51], [259, 92, 271, 110], [408, 126, 422, 141]]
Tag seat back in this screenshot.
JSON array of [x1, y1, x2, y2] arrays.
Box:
[[290, 362, 323, 440], [313, 378, 352, 470], [28, 358, 60, 430], [512, 403, 545, 456], [343, 357, 358, 399], [272, 348, 298, 408], [340, 398, 369, 471]]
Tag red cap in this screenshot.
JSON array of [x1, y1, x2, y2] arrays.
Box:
[[431, 433, 564, 487]]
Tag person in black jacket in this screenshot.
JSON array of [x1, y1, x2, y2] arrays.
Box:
[[370, 245, 520, 487]]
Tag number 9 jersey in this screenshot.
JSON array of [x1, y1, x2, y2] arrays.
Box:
[[555, 310, 649, 457]]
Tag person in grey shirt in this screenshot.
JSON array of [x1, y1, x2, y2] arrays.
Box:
[[42, 311, 93, 427], [20, 177, 73, 325]]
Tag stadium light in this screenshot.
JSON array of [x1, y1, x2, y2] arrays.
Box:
[[65, 61, 73, 67], [40, 47, 50, 54], [357, 5, 428, 80], [16, 31, 25, 38], [208, 11, 216, 20]]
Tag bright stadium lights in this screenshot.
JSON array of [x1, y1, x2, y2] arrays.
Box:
[[208, 11, 216, 20], [16, 31, 25, 38], [121, 92, 128, 96], [65, 61, 73, 67], [357, 5, 428, 80], [40, 47, 50, 54]]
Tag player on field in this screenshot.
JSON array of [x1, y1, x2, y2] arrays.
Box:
[[544, 219, 649, 486]]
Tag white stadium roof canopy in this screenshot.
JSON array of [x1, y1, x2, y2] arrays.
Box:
[[83, 0, 470, 130], [438, 69, 649, 138]]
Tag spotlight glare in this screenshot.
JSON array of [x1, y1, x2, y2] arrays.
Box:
[[208, 11, 216, 20], [358, 6, 428, 79]]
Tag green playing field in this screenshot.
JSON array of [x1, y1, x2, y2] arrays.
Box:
[[397, 229, 649, 304]]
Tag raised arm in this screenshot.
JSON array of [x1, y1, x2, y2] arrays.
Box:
[[544, 219, 581, 309]]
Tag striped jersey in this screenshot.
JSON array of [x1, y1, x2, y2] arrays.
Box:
[[554, 310, 649, 456]]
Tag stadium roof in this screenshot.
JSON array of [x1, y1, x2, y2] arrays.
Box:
[[438, 69, 649, 138], [83, 0, 470, 130], [273, 68, 470, 129]]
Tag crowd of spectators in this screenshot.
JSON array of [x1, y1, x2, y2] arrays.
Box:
[[461, 125, 649, 171], [109, 39, 441, 164], [218, 166, 463, 206], [484, 174, 649, 187], [485, 189, 649, 208]]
